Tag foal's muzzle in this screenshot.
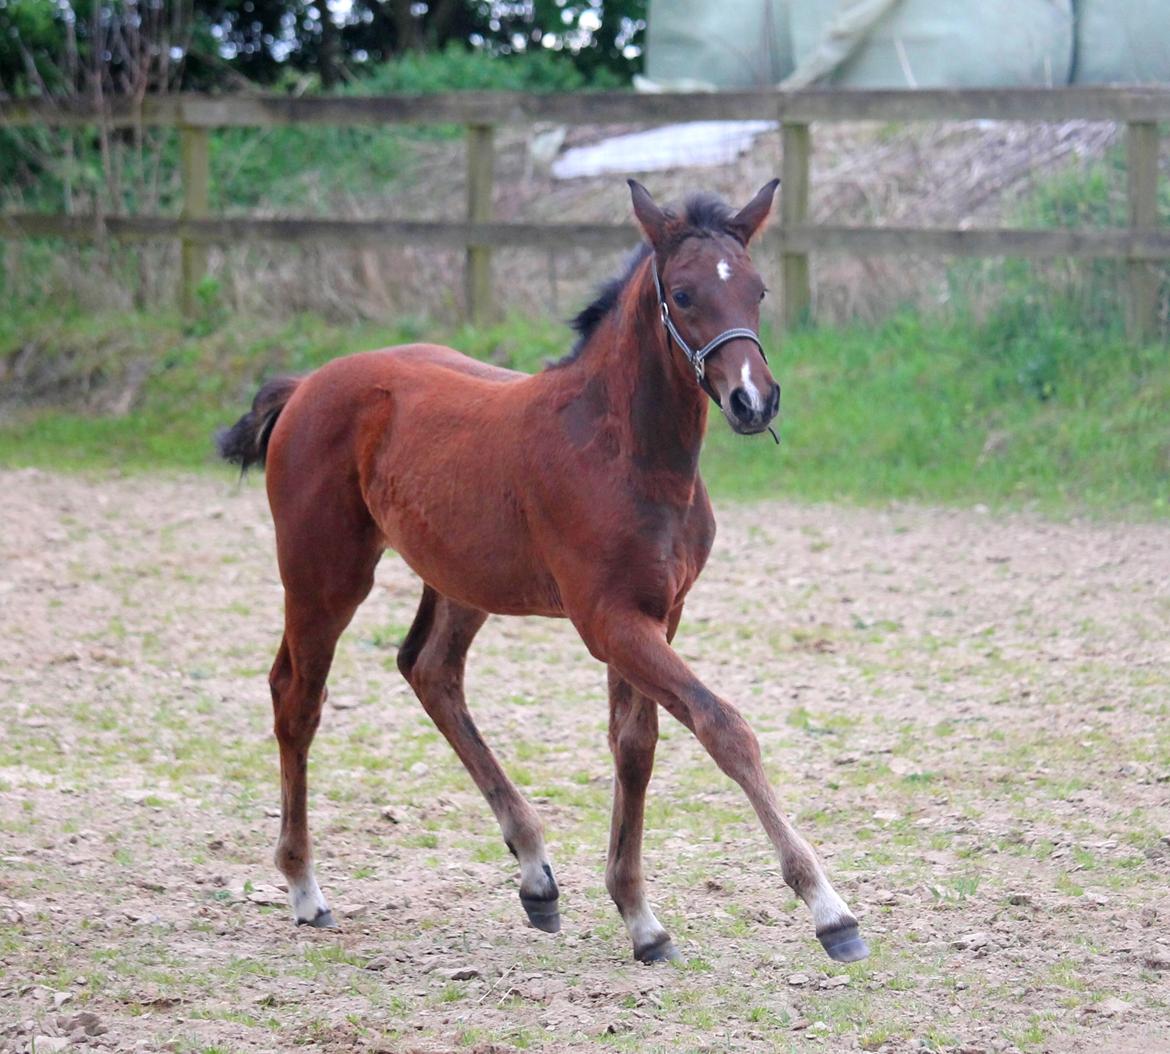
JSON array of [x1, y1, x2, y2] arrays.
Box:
[[725, 380, 781, 435]]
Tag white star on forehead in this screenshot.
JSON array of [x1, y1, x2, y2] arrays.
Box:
[[717, 259, 732, 282]]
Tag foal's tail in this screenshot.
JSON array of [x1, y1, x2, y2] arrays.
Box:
[[216, 376, 301, 473]]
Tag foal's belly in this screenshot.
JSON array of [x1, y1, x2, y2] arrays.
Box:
[[365, 467, 565, 618], [390, 532, 566, 618]]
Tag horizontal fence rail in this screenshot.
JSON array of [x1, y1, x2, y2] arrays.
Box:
[[0, 214, 640, 251], [6, 214, 1170, 260], [1, 87, 1166, 335], [5, 87, 1170, 128]]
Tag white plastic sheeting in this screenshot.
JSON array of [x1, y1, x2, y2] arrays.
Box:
[[551, 121, 776, 180]]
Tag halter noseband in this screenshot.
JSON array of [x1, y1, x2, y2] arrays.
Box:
[[651, 262, 780, 444], [651, 264, 767, 384]]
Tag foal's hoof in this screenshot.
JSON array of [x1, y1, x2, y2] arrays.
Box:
[[297, 908, 337, 929], [520, 895, 562, 933], [817, 920, 869, 963], [635, 936, 681, 964]]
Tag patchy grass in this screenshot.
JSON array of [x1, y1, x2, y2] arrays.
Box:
[[1, 471, 1168, 1052], [0, 305, 1167, 515]]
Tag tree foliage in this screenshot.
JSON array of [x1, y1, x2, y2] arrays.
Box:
[[0, 0, 646, 96]]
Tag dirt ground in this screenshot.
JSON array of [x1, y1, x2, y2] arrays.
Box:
[[1, 468, 1168, 1054]]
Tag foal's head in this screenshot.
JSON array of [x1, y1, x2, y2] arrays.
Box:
[[629, 180, 781, 436]]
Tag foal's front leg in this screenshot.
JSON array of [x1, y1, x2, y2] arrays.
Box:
[[598, 613, 868, 963]]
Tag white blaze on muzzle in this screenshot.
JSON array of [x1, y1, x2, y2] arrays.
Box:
[[739, 357, 765, 412]]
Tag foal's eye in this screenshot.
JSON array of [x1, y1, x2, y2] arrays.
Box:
[[672, 290, 691, 309]]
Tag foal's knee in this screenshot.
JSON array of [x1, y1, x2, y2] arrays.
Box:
[[691, 691, 763, 781], [270, 669, 327, 746], [268, 648, 293, 704], [272, 697, 325, 747]]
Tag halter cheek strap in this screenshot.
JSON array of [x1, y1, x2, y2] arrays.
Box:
[[652, 264, 780, 445], [651, 265, 767, 383]]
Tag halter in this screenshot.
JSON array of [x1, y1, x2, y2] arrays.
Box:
[[651, 265, 766, 384], [651, 263, 780, 444]]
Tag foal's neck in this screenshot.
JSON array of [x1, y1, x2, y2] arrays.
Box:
[[572, 270, 709, 491]]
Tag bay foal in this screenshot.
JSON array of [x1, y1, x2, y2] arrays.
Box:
[[219, 180, 868, 964]]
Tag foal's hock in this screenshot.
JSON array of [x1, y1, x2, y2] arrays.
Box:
[[219, 180, 868, 965]]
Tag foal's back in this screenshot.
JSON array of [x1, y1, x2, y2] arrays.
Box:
[[267, 342, 534, 483]]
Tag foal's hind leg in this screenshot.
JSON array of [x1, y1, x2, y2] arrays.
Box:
[[606, 668, 678, 963], [398, 586, 561, 933], [269, 496, 381, 927]]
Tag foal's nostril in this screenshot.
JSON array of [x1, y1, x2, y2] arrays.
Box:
[[767, 384, 781, 418], [728, 387, 754, 421]]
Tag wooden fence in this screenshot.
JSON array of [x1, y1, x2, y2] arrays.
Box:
[[1, 87, 1168, 337]]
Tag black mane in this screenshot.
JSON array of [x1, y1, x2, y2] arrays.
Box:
[[551, 193, 741, 368], [560, 242, 651, 364]]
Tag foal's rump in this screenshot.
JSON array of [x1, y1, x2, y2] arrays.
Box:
[[230, 343, 552, 614]]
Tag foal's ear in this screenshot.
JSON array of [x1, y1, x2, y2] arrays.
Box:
[[628, 179, 668, 248], [730, 178, 780, 244]]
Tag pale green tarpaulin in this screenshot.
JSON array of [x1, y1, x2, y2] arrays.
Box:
[[642, 0, 794, 90], [1074, 1, 1170, 83], [780, 0, 899, 89], [638, 0, 1169, 91], [787, 0, 1073, 88]]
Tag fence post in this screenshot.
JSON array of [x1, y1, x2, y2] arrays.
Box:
[[1126, 121, 1160, 344], [179, 124, 210, 317], [781, 121, 812, 330], [465, 123, 495, 324]]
